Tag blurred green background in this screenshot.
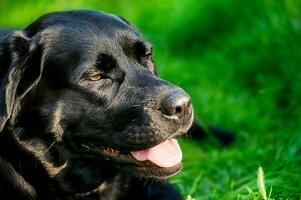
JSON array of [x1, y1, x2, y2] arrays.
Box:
[[1, 0, 301, 199]]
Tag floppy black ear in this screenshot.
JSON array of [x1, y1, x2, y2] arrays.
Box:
[[0, 31, 43, 132]]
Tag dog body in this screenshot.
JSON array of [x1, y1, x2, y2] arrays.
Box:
[[0, 10, 193, 199]]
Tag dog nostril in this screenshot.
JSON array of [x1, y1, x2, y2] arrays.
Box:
[[175, 106, 182, 116], [160, 89, 191, 118]]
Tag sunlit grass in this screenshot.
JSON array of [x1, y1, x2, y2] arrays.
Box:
[[1, 0, 301, 199], [257, 167, 267, 200]]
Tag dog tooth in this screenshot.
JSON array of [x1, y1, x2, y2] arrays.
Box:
[[103, 147, 120, 155]]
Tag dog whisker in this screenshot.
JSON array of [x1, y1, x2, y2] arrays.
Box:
[[41, 140, 56, 158], [131, 104, 141, 107], [81, 143, 101, 154]]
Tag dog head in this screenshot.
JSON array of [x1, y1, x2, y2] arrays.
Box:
[[0, 10, 193, 194]]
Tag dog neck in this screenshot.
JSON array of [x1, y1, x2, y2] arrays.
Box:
[[18, 137, 66, 176], [16, 127, 118, 197]]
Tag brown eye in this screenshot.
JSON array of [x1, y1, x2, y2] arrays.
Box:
[[89, 74, 102, 81]]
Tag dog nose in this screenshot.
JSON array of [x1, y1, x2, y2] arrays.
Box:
[[160, 89, 191, 118]]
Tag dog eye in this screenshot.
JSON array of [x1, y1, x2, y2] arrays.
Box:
[[89, 74, 102, 81], [145, 52, 152, 60]]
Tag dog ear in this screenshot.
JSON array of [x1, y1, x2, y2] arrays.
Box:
[[0, 31, 43, 132]]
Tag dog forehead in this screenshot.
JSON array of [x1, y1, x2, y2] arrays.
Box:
[[42, 27, 141, 66], [34, 11, 148, 80], [26, 10, 136, 37], [37, 11, 142, 56]]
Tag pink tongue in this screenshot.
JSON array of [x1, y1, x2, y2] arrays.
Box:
[[130, 139, 182, 168]]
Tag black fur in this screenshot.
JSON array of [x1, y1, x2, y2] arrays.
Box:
[[0, 10, 192, 199]]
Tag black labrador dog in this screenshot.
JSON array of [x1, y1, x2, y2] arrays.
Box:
[[0, 10, 234, 200]]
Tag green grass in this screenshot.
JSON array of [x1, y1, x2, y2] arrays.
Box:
[[1, 0, 301, 199]]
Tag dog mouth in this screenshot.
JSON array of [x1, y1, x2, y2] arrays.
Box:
[[130, 138, 182, 168], [81, 138, 183, 177], [79, 108, 194, 178]]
